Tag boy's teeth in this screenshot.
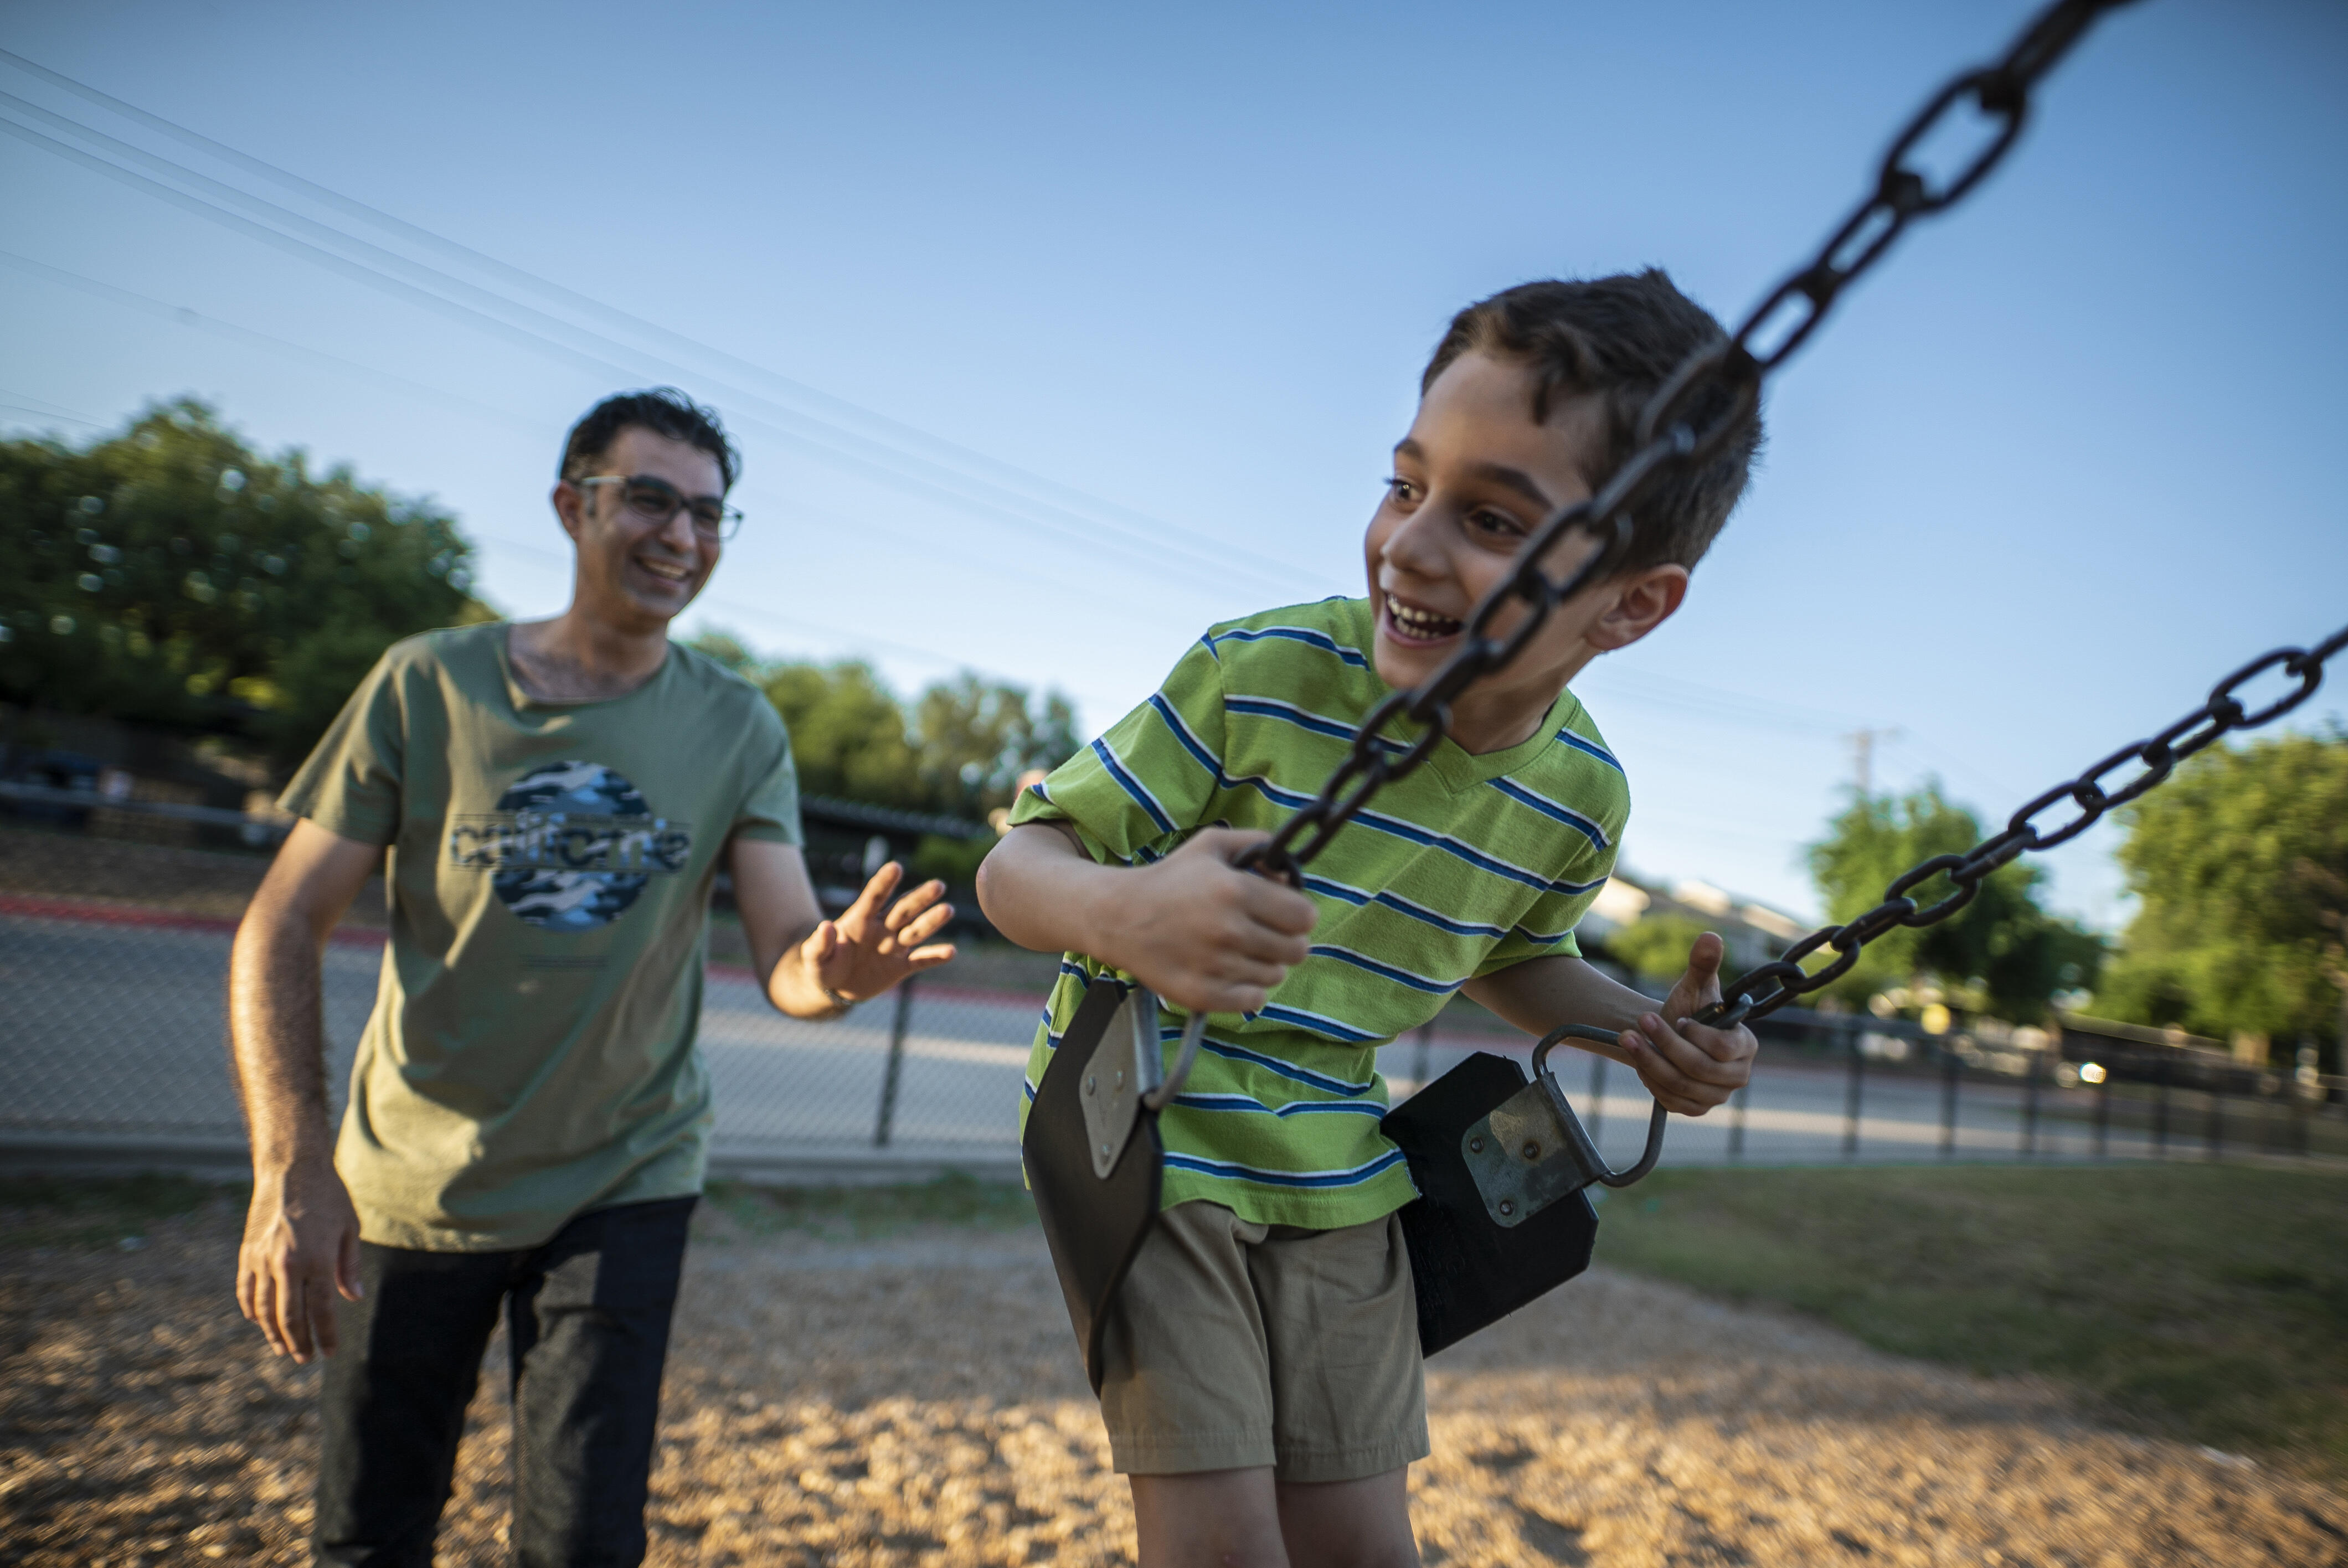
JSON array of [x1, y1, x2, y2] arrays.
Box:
[[1386, 594, 1461, 638]]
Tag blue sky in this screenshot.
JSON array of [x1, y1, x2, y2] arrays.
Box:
[[4, 0, 2343, 929]]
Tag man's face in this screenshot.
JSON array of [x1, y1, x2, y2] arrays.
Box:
[[553, 426, 726, 631], [1363, 350, 1610, 714]]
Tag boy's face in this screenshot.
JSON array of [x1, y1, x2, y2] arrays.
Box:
[[1364, 350, 1619, 735]]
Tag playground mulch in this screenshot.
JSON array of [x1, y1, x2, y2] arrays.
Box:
[[5, 1180, 2346, 1567]]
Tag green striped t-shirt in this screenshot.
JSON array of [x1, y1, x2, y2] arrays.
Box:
[[1010, 596, 1630, 1229]]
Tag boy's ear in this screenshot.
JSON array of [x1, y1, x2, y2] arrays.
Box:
[[1588, 564, 1688, 653]]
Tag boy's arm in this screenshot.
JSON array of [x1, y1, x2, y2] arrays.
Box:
[[228, 818, 381, 1363], [729, 838, 955, 1018], [977, 822, 1318, 1016], [1461, 932, 1757, 1116]]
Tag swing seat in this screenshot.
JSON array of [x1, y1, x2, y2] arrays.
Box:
[[1024, 985, 1670, 1383]]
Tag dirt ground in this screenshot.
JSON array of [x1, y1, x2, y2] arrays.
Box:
[[4, 1194, 2345, 1568]]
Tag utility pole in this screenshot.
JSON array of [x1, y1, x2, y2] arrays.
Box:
[[1845, 726, 1902, 796]]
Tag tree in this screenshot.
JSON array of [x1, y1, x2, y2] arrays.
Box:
[[1805, 781, 2103, 1022], [686, 630, 1081, 821], [2095, 731, 2348, 1054], [1601, 911, 1715, 989], [912, 672, 1080, 819], [0, 400, 483, 765]]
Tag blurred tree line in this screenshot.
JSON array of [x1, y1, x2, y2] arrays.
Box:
[[2096, 730, 2348, 1057], [1691, 737, 2347, 1061], [1, 400, 484, 766], [683, 629, 1079, 879], [1804, 781, 2106, 1024]]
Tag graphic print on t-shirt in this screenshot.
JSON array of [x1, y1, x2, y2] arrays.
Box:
[[446, 760, 693, 930]]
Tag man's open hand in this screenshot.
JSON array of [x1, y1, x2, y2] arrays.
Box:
[[236, 1160, 362, 1363], [801, 860, 956, 1005], [1617, 930, 1758, 1116], [1097, 828, 1319, 1017]]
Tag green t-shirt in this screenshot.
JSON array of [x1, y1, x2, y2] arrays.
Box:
[[1011, 596, 1629, 1230], [279, 622, 802, 1251]]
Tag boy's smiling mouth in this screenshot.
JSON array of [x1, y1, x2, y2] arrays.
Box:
[[1382, 591, 1463, 646]]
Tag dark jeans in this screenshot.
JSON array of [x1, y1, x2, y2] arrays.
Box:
[[313, 1195, 697, 1568]]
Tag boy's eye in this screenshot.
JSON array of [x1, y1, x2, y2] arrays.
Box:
[[1467, 508, 1526, 540], [1384, 476, 1419, 505]]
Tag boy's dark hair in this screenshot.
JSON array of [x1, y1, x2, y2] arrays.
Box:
[[1422, 272, 1760, 571], [559, 388, 740, 492]]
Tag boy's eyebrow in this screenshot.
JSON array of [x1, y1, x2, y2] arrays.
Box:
[[1393, 439, 1558, 513]]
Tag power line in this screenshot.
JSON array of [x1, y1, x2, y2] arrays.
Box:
[[0, 55, 1325, 597], [0, 46, 1320, 588], [0, 249, 543, 434]]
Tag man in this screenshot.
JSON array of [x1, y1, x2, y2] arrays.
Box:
[[228, 388, 952, 1566]]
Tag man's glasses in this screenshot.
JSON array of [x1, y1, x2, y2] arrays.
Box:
[[576, 474, 743, 541]]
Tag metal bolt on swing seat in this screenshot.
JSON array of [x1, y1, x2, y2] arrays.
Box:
[[1469, 1136, 1487, 1154], [1498, 1200, 1516, 1217], [1084, 1075, 1096, 1096], [1522, 1141, 1542, 1160]]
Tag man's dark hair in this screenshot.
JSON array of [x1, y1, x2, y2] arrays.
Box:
[[1422, 271, 1761, 571], [559, 388, 741, 492]]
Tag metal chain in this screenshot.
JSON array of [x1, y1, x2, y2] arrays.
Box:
[[1245, 0, 2144, 886], [1701, 623, 2348, 1025]]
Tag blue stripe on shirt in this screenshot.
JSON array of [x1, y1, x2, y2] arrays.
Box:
[[1091, 737, 1177, 835], [1204, 624, 1370, 668], [1309, 943, 1462, 996], [1489, 776, 1610, 851], [1161, 1146, 1410, 1188]]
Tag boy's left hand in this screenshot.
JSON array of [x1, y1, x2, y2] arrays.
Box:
[[1618, 931, 1757, 1117]]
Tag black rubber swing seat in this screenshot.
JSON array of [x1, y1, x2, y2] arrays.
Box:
[[1022, 980, 1669, 1389]]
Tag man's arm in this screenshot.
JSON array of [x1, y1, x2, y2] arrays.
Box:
[[1462, 933, 1758, 1116], [975, 822, 1318, 1016], [228, 818, 381, 1363], [728, 838, 956, 1018]]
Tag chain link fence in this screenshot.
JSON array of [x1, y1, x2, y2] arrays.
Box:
[[6, 896, 2342, 1178]]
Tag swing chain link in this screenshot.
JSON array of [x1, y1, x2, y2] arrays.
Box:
[[1697, 622, 2348, 1027], [1243, 0, 2144, 885]]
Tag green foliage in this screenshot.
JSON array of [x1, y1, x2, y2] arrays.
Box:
[[0, 400, 483, 765], [2095, 731, 2348, 1048], [1805, 781, 2102, 1020], [1596, 1164, 2348, 1482], [687, 628, 1079, 821], [1600, 911, 1712, 986]]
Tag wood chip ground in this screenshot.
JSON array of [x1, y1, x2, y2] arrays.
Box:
[[4, 1195, 2343, 1566]]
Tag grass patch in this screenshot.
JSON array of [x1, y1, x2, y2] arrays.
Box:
[[702, 1171, 1037, 1241], [0, 1173, 233, 1251], [1593, 1162, 2348, 1482]]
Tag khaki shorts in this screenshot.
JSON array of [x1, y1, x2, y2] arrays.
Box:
[[1096, 1200, 1429, 1483]]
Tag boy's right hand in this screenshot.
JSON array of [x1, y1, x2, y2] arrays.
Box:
[[1099, 828, 1318, 1017]]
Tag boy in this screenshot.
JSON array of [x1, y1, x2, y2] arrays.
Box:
[[976, 274, 1762, 1567]]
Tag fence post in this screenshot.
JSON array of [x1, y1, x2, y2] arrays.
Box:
[[2093, 1061, 2111, 1158], [873, 975, 917, 1148], [1842, 1019, 1864, 1160], [1940, 1041, 1960, 1159], [2153, 1052, 2171, 1156], [2205, 1064, 2223, 1161], [1587, 1053, 1607, 1152], [2021, 1048, 2042, 1159], [1728, 1082, 1748, 1164]]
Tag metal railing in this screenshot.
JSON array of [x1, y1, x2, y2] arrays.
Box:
[[6, 895, 2339, 1177]]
